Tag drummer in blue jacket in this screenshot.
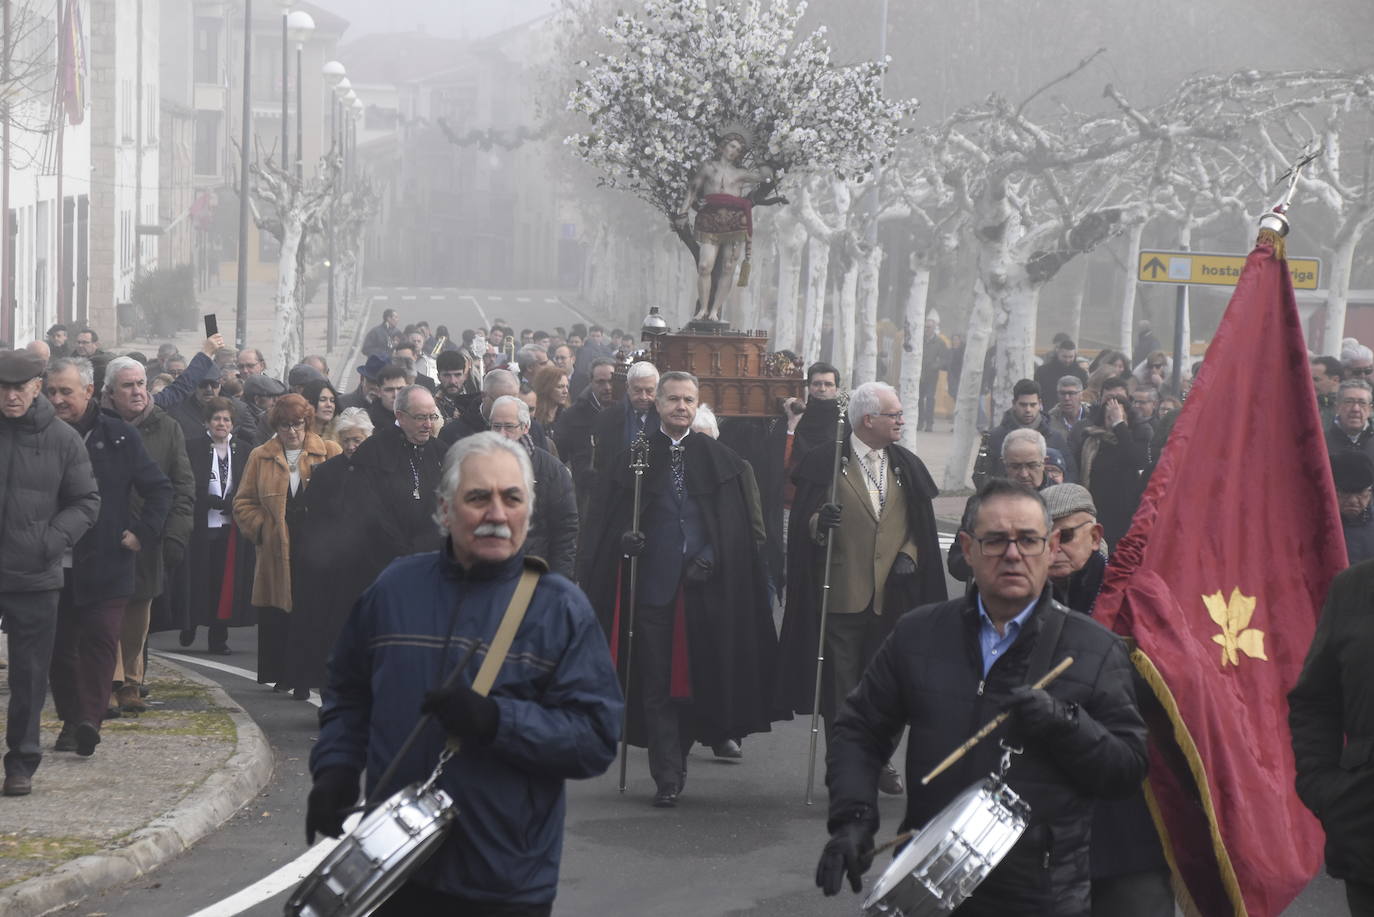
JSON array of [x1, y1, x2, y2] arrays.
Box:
[[307, 432, 623, 915], [817, 478, 1146, 917]]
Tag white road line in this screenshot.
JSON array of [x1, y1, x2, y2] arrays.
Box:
[[429, 294, 445, 301], [401, 294, 417, 301], [515, 296, 531, 303], [460, 294, 490, 331], [372, 294, 389, 301], [543, 297, 558, 304], [155, 652, 322, 708], [488, 296, 504, 302], [396, 286, 409, 291]]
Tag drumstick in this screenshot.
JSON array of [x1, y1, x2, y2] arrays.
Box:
[[919, 656, 1075, 786]]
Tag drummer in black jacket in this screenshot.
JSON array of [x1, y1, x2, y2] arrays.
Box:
[[817, 478, 1147, 917]]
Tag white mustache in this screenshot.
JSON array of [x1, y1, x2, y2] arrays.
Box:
[[474, 523, 512, 538]]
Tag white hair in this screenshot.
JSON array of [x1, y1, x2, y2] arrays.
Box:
[[333, 406, 374, 437], [1345, 344, 1374, 366], [490, 394, 530, 428], [626, 360, 660, 386], [432, 432, 536, 536], [49, 356, 93, 387], [691, 403, 719, 438], [482, 368, 518, 394], [847, 381, 897, 426], [1002, 427, 1047, 460], [103, 356, 146, 392]]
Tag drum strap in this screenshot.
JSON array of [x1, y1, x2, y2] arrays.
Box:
[[446, 568, 541, 753], [1023, 600, 1068, 687]]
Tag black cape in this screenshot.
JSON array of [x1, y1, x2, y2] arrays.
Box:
[[183, 433, 256, 630], [582, 429, 779, 747], [774, 438, 947, 716]]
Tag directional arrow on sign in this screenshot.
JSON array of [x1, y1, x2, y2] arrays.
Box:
[[1142, 256, 1167, 280]]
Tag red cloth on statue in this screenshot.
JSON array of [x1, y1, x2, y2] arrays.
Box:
[[701, 193, 754, 237]]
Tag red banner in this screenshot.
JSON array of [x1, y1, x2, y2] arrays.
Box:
[[1096, 238, 1347, 916]]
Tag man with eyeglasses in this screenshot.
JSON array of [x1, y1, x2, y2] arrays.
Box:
[[948, 429, 1049, 586], [1330, 451, 1374, 566], [1341, 342, 1374, 381], [1076, 376, 1153, 548], [777, 381, 947, 797], [1048, 376, 1087, 471], [235, 348, 266, 378], [1325, 378, 1374, 464], [488, 395, 578, 579], [817, 478, 1147, 916], [988, 378, 1070, 479]]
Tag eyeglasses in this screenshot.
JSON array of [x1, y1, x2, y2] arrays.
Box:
[[873, 411, 904, 419], [1055, 520, 1095, 545], [402, 412, 441, 424], [1148, 363, 1166, 370], [278, 420, 307, 431], [237, 361, 261, 371], [490, 422, 524, 433], [1340, 398, 1373, 408], [1004, 461, 1044, 474], [972, 532, 1050, 557], [1349, 367, 1374, 376]]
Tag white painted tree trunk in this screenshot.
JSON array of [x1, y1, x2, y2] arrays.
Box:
[[1176, 223, 1193, 368], [899, 265, 931, 451], [802, 235, 830, 363], [1063, 256, 1088, 345], [989, 283, 1041, 417], [274, 217, 305, 379], [853, 243, 882, 387], [1320, 207, 1374, 356], [774, 219, 807, 353], [835, 259, 859, 387], [1118, 221, 1146, 354], [944, 278, 996, 490]]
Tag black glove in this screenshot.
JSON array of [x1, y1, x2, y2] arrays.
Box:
[[817, 503, 842, 532], [305, 767, 359, 844], [815, 821, 875, 896], [1004, 685, 1078, 740], [205, 494, 226, 511], [684, 555, 714, 583], [891, 554, 917, 576], [163, 540, 185, 571], [421, 682, 500, 742], [620, 530, 646, 557]]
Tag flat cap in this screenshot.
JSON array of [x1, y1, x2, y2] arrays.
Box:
[[1331, 451, 1374, 493], [0, 349, 47, 383], [1041, 483, 1097, 521], [242, 374, 288, 398], [288, 363, 327, 387], [355, 353, 389, 382]]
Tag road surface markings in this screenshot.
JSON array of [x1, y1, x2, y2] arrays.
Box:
[[156, 652, 322, 708], [543, 297, 558, 304], [460, 295, 490, 331], [372, 294, 389, 301], [515, 296, 531, 303], [488, 296, 504, 302], [430, 294, 446, 301], [401, 294, 417, 301]]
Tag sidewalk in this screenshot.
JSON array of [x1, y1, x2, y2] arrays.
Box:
[[0, 657, 273, 917], [119, 279, 371, 390]]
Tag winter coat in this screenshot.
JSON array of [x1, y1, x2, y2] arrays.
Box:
[[827, 588, 1147, 917], [312, 550, 622, 904], [233, 432, 339, 610], [1324, 420, 1374, 465], [1290, 559, 1374, 880], [1033, 358, 1087, 402], [1078, 412, 1153, 547], [525, 444, 579, 579], [69, 406, 173, 608], [125, 404, 196, 601], [0, 395, 100, 592], [186, 431, 257, 628], [554, 386, 607, 505]]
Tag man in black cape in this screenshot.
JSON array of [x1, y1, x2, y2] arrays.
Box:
[[582, 371, 778, 808], [775, 381, 946, 794]]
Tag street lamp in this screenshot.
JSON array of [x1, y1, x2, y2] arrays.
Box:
[[276, 0, 293, 172], [351, 96, 363, 178], [323, 61, 345, 350], [333, 77, 352, 162], [287, 9, 315, 181]]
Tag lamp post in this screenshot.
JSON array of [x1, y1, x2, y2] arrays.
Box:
[[277, 0, 292, 171], [333, 77, 351, 175], [237, 0, 256, 349], [322, 62, 345, 351], [287, 10, 314, 182], [344, 90, 359, 184]]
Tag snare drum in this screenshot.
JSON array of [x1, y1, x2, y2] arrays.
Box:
[[285, 781, 455, 917], [861, 777, 1029, 916]]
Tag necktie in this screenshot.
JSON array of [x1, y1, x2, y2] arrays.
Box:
[[670, 443, 686, 501], [862, 449, 885, 515]]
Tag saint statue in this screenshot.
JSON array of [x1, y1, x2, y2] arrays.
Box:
[[672, 127, 774, 324]]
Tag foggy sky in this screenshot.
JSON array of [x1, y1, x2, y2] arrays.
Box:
[[316, 0, 556, 41]]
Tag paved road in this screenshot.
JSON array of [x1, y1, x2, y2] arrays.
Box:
[[366, 287, 602, 340], [77, 528, 1347, 916]]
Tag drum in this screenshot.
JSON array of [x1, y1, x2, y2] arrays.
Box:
[[284, 781, 455, 917], [861, 776, 1029, 916]]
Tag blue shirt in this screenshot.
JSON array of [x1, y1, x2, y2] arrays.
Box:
[[977, 595, 1038, 676]]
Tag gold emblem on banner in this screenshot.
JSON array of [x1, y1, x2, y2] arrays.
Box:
[[1204, 588, 1268, 668]]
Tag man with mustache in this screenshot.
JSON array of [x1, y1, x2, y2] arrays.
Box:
[[582, 371, 779, 807], [307, 433, 622, 914]]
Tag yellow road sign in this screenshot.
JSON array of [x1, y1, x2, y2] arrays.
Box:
[[1137, 249, 1321, 290]]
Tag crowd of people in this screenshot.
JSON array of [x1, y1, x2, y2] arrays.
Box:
[[1, 310, 1370, 917]]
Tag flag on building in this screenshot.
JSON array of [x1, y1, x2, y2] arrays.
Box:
[[1095, 236, 1347, 916]]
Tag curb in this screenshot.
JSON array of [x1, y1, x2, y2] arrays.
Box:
[[0, 659, 275, 917]]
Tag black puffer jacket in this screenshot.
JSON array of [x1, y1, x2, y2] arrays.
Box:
[[0, 395, 100, 592], [827, 589, 1147, 917], [1290, 559, 1374, 880], [525, 443, 578, 579]]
